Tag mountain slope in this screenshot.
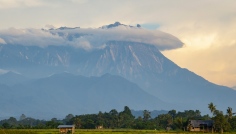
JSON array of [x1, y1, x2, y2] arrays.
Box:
[[0, 25, 235, 114], [0, 41, 236, 114], [0, 71, 29, 86], [0, 73, 171, 119], [73, 41, 236, 113]]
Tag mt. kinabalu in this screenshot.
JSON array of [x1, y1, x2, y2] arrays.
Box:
[[0, 22, 236, 118]]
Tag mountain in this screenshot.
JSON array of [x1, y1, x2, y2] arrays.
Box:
[[0, 44, 86, 77], [0, 73, 171, 119], [0, 71, 29, 86], [100, 21, 140, 29], [0, 23, 236, 117], [1, 41, 235, 115], [75, 41, 236, 113]]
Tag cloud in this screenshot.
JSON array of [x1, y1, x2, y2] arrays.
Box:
[[159, 2, 236, 87], [0, 0, 44, 9], [0, 38, 6, 44], [51, 25, 183, 50], [0, 28, 67, 47], [141, 23, 161, 30], [44, 24, 55, 29], [0, 25, 183, 50]]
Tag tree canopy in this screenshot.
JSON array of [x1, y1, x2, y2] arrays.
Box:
[[0, 105, 235, 133]]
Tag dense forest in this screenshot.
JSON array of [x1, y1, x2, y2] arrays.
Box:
[[0, 103, 236, 133]]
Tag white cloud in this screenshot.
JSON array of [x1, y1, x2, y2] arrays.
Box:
[[0, 25, 183, 50], [0, 38, 6, 44], [44, 24, 55, 29], [0, 28, 66, 47], [51, 25, 183, 50], [0, 0, 44, 9]]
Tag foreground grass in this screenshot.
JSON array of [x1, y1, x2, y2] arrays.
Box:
[[1, 129, 236, 134]]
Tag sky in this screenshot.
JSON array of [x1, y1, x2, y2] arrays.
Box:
[[0, 0, 236, 87]]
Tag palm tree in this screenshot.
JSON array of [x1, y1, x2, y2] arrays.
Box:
[[226, 107, 233, 119], [208, 102, 216, 117]]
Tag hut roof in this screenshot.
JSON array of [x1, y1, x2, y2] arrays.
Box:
[[189, 120, 213, 127]]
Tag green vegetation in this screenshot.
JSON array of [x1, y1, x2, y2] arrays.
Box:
[[1, 129, 236, 134], [0, 104, 236, 133]]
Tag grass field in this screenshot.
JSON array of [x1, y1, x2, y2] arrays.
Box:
[[1, 129, 236, 134]]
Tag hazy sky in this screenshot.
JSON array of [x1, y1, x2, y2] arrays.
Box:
[[0, 0, 236, 87]]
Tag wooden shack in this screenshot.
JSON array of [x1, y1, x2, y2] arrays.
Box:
[[96, 125, 103, 129], [188, 120, 213, 132], [58, 125, 75, 134]]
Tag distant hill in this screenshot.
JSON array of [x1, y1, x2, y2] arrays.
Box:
[[0, 71, 29, 86], [0, 73, 172, 119]]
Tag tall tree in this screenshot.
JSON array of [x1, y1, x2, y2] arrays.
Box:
[[64, 114, 74, 124], [168, 109, 176, 124], [208, 102, 216, 117], [72, 116, 82, 128], [109, 109, 119, 128], [143, 110, 151, 121], [65, 114, 74, 121], [119, 106, 134, 128], [174, 117, 183, 130], [8, 117, 17, 127], [229, 117, 236, 131], [20, 114, 26, 121], [213, 112, 230, 134], [226, 107, 233, 119], [96, 111, 104, 126], [156, 114, 173, 129], [195, 110, 201, 117]]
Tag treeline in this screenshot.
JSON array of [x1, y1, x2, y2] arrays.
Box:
[[0, 104, 236, 132]]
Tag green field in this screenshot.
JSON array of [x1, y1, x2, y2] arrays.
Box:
[[1, 129, 236, 134]]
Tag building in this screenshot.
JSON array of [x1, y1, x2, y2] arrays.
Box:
[[58, 125, 75, 134], [96, 125, 103, 129], [188, 120, 214, 132]]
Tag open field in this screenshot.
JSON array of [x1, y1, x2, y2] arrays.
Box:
[[1, 129, 236, 134]]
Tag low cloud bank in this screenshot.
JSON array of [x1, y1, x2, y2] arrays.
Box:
[[0, 28, 66, 47], [0, 25, 183, 50]]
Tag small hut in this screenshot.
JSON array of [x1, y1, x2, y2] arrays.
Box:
[[58, 125, 75, 134], [188, 120, 214, 132], [96, 125, 103, 129]]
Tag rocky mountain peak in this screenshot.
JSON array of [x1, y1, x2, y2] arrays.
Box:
[[100, 22, 141, 29]]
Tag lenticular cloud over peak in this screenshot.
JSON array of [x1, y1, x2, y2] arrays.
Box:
[[0, 22, 183, 50]]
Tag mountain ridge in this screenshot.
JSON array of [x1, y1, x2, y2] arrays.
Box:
[[0, 24, 235, 117], [0, 41, 235, 114], [0, 72, 173, 119]]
